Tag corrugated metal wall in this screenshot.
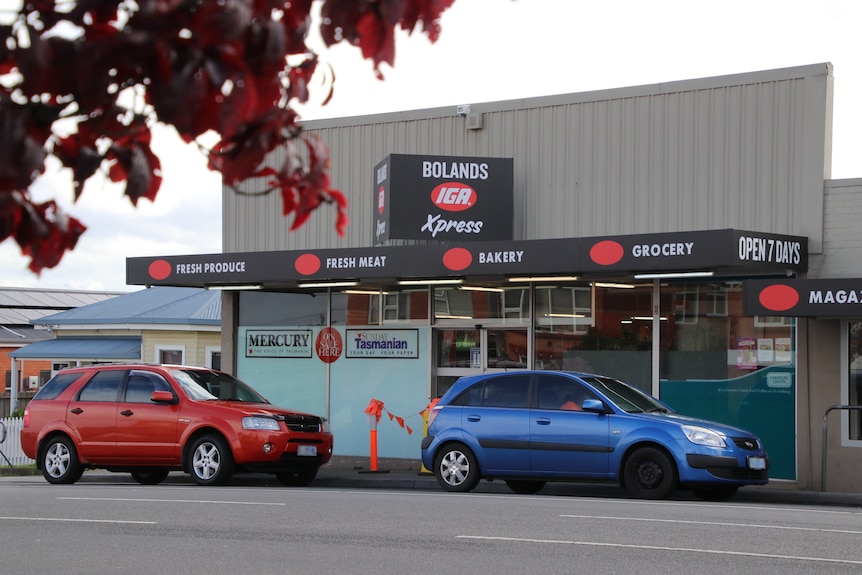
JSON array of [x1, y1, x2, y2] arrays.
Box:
[[223, 63, 832, 255]]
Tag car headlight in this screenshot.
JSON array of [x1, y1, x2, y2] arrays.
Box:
[[681, 425, 726, 448], [242, 416, 281, 431], [321, 418, 331, 433]]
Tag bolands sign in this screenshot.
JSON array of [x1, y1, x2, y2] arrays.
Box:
[[373, 153, 513, 244]]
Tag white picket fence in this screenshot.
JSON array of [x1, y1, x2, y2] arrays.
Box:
[[0, 417, 35, 467]]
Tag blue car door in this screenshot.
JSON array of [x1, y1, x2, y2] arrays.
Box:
[[462, 374, 531, 474], [529, 375, 611, 478]]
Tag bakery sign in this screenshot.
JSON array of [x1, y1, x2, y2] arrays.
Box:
[[372, 153, 513, 244]]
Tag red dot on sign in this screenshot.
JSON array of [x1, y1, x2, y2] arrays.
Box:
[[148, 260, 171, 280], [443, 247, 472, 271], [295, 253, 321, 275], [758, 284, 799, 312], [590, 240, 625, 266]]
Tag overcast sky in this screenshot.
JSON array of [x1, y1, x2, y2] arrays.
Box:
[[3, 0, 861, 292]]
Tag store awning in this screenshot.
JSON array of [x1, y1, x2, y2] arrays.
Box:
[[9, 337, 142, 360]]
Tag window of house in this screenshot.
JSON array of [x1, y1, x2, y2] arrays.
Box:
[[156, 345, 184, 365]]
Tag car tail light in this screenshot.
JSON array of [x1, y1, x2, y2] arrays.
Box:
[[22, 406, 30, 428], [428, 406, 442, 428]]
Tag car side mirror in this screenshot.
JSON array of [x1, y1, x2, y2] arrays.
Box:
[[581, 399, 605, 413], [150, 390, 176, 404]]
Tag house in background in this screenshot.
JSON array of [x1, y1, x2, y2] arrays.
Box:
[[1, 286, 126, 398], [5, 286, 221, 414]]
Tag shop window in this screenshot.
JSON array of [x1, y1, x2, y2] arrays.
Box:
[[535, 286, 592, 333], [755, 315, 793, 327], [847, 321, 862, 442], [673, 290, 699, 324], [240, 291, 327, 326]]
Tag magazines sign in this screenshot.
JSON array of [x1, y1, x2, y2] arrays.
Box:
[[346, 329, 419, 358], [246, 329, 313, 358]]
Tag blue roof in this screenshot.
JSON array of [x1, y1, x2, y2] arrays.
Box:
[[10, 337, 141, 360], [31, 287, 221, 326]]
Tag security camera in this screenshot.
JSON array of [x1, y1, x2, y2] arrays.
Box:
[[456, 104, 471, 117]]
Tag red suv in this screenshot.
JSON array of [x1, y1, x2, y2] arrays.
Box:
[[20, 364, 333, 486]]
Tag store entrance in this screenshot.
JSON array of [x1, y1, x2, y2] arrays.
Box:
[[432, 327, 528, 398]]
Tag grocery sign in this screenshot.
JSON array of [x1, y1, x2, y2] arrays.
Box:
[[127, 229, 808, 287], [744, 278, 862, 317], [372, 153, 514, 244]]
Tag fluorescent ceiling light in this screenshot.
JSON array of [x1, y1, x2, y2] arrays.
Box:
[[633, 271, 714, 279], [343, 289, 389, 295], [297, 281, 359, 288], [594, 282, 636, 289], [206, 284, 262, 291], [459, 286, 504, 293], [435, 314, 474, 320], [545, 313, 586, 318], [397, 278, 463, 286], [632, 316, 668, 321], [508, 275, 580, 283]]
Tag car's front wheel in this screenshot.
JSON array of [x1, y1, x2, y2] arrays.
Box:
[[434, 443, 480, 492], [275, 469, 318, 487], [41, 435, 84, 485], [189, 435, 235, 486], [623, 446, 677, 499], [131, 468, 170, 485]]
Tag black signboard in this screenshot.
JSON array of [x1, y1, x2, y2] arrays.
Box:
[[744, 278, 862, 317], [372, 153, 514, 244], [127, 229, 808, 288]]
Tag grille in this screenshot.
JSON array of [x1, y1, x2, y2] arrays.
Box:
[[283, 415, 322, 433], [732, 437, 760, 451]]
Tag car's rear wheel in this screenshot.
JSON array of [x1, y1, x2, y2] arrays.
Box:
[[275, 469, 318, 487], [505, 480, 546, 494], [189, 434, 235, 486], [131, 468, 170, 485], [693, 485, 739, 501], [434, 442, 480, 492], [41, 435, 84, 485], [623, 446, 677, 499]]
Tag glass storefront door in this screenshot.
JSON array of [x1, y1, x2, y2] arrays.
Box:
[[433, 327, 527, 398]]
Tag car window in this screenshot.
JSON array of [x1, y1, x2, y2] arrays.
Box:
[[123, 371, 171, 403], [480, 375, 530, 408], [77, 370, 125, 402], [536, 375, 598, 410], [32, 372, 83, 400], [171, 368, 270, 403], [581, 376, 668, 413]]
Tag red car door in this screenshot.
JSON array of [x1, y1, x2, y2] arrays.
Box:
[[68, 370, 123, 462], [115, 370, 182, 464]]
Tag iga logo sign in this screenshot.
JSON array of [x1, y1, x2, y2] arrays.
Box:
[[431, 183, 477, 212]]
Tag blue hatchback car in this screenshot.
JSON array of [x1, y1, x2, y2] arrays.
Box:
[[420, 371, 769, 500]]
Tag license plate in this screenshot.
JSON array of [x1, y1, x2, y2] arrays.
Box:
[[748, 456, 766, 470], [297, 445, 317, 457]]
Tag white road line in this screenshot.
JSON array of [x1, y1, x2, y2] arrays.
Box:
[[457, 535, 862, 565], [57, 497, 285, 506], [0, 517, 155, 524], [559, 513, 862, 535]]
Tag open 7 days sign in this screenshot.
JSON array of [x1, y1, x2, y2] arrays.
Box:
[[373, 153, 514, 244]]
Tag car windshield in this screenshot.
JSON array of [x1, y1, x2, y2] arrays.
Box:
[[580, 376, 671, 414], [169, 369, 271, 403]]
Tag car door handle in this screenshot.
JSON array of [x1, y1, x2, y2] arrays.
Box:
[[120, 410, 134, 417], [466, 415, 481, 422], [70, 408, 83, 414], [535, 418, 551, 425]]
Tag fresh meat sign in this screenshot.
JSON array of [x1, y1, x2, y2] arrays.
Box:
[[373, 153, 513, 244]]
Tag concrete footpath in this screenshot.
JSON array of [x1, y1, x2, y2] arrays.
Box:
[[3, 456, 862, 507]]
